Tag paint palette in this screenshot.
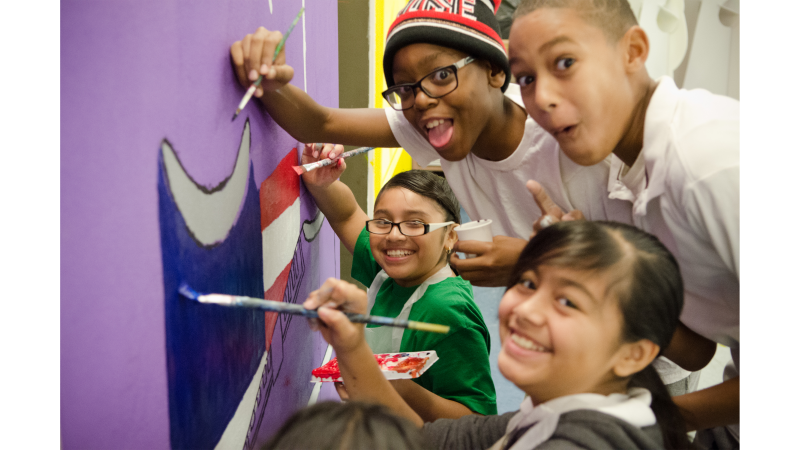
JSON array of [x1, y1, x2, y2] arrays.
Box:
[[310, 351, 438, 383]]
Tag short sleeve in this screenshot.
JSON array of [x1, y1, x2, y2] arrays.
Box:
[[402, 280, 497, 415], [384, 107, 440, 167], [417, 327, 497, 415], [350, 227, 382, 287]]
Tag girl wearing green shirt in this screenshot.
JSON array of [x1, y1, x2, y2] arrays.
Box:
[[302, 143, 496, 421]]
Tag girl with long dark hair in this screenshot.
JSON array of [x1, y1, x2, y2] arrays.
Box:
[[304, 220, 694, 449]]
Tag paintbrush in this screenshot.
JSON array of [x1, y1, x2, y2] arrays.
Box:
[[179, 283, 450, 334], [232, 6, 305, 122], [293, 146, 375, 175]]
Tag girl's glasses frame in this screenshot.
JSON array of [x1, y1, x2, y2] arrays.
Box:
[[366, 219, 454, 237]]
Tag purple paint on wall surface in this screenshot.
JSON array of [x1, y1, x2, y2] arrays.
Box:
[[61, 1, 340, 448]]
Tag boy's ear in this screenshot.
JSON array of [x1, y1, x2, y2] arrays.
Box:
[[486, 61, 507, 89], [620, 25, 650, 74], [612, 339, 660, 378]]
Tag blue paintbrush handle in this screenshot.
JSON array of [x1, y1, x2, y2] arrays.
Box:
[[233, 297, 446, 332], [237, 297, 405, 326], [179, 284, 448, 334]]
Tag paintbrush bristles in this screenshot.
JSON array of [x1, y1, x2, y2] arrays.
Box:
[[198, 294, 238, 305], [408, 321, 451, 334], [178, 283, 200, 300]]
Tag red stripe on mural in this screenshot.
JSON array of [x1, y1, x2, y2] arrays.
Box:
[[264, 262, 292, 350], [260, 148, 300, 231]]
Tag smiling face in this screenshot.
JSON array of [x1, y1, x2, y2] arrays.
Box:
[[508, 7, 640, 166], [497, 264, 633, 402], [370, 187, 457, 287], [392, 43, 501, 162]]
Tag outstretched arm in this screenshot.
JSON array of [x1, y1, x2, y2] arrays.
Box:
[[230, 27, 399, 147], [300, 143, 368, 254], [306, 279, 486, 422], [303, 279, 424, 427], [391, 380, 476, 422]]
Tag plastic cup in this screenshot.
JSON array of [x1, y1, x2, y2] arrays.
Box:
[[454, 220, 494, 259]]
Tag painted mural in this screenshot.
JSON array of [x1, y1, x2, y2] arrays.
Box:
[[159, 121, 331, 448], [62, 1, 340, 449]]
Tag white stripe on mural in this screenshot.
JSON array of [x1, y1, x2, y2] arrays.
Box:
[[162, 121, 251, 246], [307, 345, 334, 406], [213, 351, 268, 450], [262, 198, 301, 291], [302, 0, 307, 92]]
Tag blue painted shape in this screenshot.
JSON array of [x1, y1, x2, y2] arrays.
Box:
[[158, 149, 266, 450]]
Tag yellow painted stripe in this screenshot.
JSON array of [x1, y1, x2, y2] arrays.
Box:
[[373, 0, 413, 200], [374, 0, 385, 198]]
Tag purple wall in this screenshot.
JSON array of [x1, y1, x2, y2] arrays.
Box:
[[61, 1, 339, 448]]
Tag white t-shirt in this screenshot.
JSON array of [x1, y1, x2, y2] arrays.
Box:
[[609, 77, 740, 409], [385, 84, 632, 240]]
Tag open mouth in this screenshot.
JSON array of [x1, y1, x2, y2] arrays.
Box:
[[554, 124, 577, 138], [509, 332, 550, 353], [424, 119, 454, 149], [385, 249, 416, 259]]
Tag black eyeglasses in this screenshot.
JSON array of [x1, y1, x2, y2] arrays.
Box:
[[382, 56, 475, 111], [366, 219, 454, 237]]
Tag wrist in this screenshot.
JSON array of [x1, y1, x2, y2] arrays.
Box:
[[336, 339, 374, 367], [304, 179, 337, 198]]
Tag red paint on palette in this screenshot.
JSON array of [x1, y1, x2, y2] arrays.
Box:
[[390, 357, 427, 377], [311, 353, 432, 380], [311, 358, 340, 379]]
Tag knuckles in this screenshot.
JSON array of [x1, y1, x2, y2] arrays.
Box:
[[232, 28, 290, 75]]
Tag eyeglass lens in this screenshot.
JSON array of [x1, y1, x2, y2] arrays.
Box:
[[384, 67, 459, 111], [367, 220, 427, 236]]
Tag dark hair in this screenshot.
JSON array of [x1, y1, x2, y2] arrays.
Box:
[[262, 401, 433, 450], [513, 0, 639, 42], [376, 170, 461, 225], [506, 220, 689, 449]]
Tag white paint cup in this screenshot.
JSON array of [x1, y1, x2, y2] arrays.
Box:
[[454, 220, 493, 259]]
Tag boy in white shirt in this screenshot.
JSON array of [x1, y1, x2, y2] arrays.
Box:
[[508, 0, 739, 444]]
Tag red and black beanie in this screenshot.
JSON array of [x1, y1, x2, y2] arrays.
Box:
[[383, 0, 510, 92]]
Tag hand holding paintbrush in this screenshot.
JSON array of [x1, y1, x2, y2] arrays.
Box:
[[230, 7, 304, 120], [296, 143, 348, 188], [294, 144, 374, 175], [303, 278, 375, 352], [179, 278, 449, 340]]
